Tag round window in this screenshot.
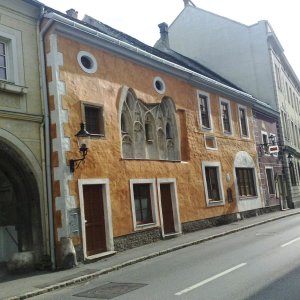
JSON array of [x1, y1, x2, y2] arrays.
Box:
[[153, 77, 166, 94], [77, 51, 97, 74]]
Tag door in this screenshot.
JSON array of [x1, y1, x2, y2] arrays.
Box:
[[83, 184, 107, 256], [160, 184, 175, 234]]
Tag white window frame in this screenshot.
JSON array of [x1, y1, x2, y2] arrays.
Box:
[[204, 134, 218, 150], [130, 179, 159, 231], [219, 97, 233, 135], [265, 167, 275, 195], [202, 161, 225, 207], [77, 51, 98, 74], [0, 30, 19, 84], [197, 90, 213, 131], [261, 130, 270, 156], [238, 105, 250, 139]]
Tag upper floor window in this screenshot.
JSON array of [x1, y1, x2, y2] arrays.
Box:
[[261, 131, 269, 154], [274, 65, 282, 91], [0, 42, 7, 80], [83, 104, 105, 136], [198, 91, 211, 130], [220, 99, 232, 134], [238, 106, 249, 137]]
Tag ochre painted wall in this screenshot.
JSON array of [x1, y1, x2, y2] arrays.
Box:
[[47, 35, 258, 241]]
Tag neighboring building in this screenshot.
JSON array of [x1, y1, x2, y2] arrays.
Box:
[[41, 9, 264, 265], [164, 2, 300, 208], [0, 0, 51, 269], [253, 105, 287, 210]]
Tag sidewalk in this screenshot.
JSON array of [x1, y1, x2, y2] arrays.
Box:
[[2, 208, 300, 300]]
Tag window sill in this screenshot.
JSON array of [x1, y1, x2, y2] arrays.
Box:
[[0, 81, 28, 95], [90, 133, 105, 138], [207, 200, 225, 207], [239, 196, 258, 200], [134, 223, 158, 231]]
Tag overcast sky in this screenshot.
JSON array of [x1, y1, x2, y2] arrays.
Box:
[[41, 0, 300, 78]]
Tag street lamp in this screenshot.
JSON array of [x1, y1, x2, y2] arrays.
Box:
[[70, 123, 91, 173]]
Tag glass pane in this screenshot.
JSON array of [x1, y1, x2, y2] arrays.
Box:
[[135, 211, 142, 224], [134, 198, 141, 210], [0, 56, 6, 67], [0, 43, 5, 55], [0, 67, 6, 80], [141, 198, 148, 209]]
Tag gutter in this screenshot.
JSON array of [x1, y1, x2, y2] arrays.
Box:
[[43, 11, 261, 106], [37, 8, 56, 270]]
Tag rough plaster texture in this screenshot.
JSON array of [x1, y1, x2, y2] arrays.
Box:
[[45, 33, 260, 253]]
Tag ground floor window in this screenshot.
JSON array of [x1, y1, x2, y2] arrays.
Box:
[[289, 163, 297, 186], [236, 168, 256, 197], [202, 162, 224, 206], [133, 184, 153, 225]]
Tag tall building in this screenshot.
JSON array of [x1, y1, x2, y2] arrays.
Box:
[[163, 3, 300, 208], [0, 0, 50, 270]]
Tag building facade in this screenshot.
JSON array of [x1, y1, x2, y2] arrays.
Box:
[[0, 0, 50, 268], [41, 10, 265, 265], [165, 3, 300, 208]]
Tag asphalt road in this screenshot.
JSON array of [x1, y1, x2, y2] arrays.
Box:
[[32, 214, 300, 300]]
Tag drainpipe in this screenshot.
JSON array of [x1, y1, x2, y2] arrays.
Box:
[[37, 7, 56, 270]]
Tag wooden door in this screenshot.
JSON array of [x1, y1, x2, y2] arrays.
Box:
[[83, 184, 106, 256], [160, 184, 175, 234]]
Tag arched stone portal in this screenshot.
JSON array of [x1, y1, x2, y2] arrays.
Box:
[[0, 140, 43, 263]]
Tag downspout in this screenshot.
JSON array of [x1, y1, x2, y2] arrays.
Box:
[[37, 7, 56, 269]]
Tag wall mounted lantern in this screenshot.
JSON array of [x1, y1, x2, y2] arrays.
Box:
[[70, 122, 91, 173]]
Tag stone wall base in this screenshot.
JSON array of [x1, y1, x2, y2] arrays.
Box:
[[114, 227, 161, 252]]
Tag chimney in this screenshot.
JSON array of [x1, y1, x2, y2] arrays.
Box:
[[183, 0, 189, 7], [66, 8, 78, 19], [158, 22, 169, 48]]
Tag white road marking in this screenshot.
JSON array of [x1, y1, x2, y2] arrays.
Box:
[[281, 237, 300, 248], [175, 263, 247, 296]]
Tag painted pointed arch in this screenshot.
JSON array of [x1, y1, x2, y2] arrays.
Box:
[[160, 97, 180, 160], [119, 87, 138, 158]]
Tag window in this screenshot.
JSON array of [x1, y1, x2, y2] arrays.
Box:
[[239, 106, 249, 137], [289, 163, 297, 186], [77, 51, 97, 74], [153, 77, 166, 94], [0, 30, 21, 85], [84, 104, 104, 136], [236, 168, 256, 197], [261, 131, 269, 154], [266, 168, 275, 195], [0, 42, 7, 80], [198, 92, 211, 129], [204, 135, 217, 150], [275, 65, 282, 91], [202, 162, 224, 206], [220, 99, 232, 133], [133, 184, 153, 225], [130, 179, 158, 229]]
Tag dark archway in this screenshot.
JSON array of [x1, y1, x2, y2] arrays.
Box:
[[0, 140, 43, 262]]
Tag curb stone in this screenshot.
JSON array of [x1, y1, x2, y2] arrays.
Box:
[[6, 210, 300, 300]]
